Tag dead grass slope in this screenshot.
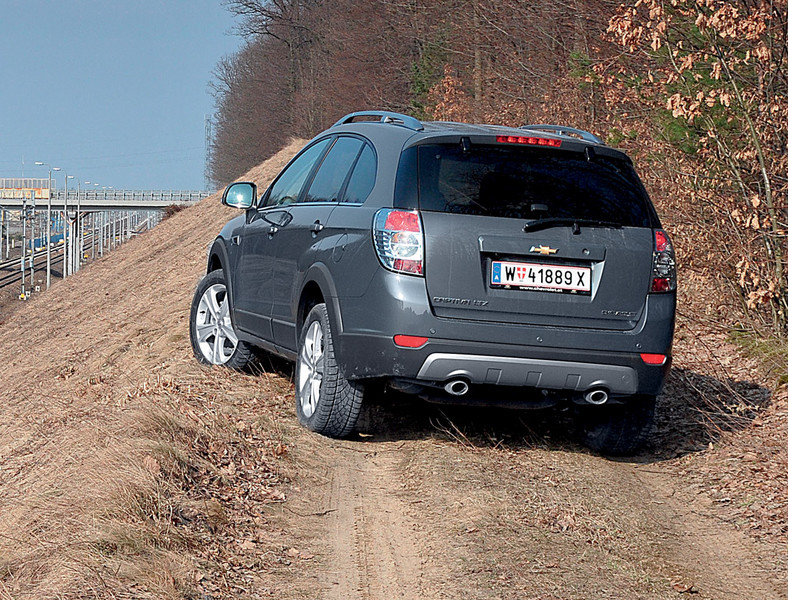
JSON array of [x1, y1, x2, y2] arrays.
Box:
[[0, 139, 307, 599]]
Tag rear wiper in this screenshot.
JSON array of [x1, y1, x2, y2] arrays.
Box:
[[523, 218, 623, 234]]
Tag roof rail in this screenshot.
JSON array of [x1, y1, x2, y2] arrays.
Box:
[[333, 111, 424, 131], [520, 124, 603, 145]]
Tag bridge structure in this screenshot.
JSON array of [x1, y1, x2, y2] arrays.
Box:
[[0, 188, 211, 210], [0, 179, 214, 297]]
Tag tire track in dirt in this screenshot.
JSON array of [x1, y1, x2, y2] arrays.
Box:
[[280, 406, 786, 600], [318, 442, 431, 600]]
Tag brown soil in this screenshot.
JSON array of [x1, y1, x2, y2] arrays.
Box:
[[0, 140, 786, 599], [269, 384, 787, 600]]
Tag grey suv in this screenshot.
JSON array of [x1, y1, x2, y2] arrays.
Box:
[[190, 111, 676, 454]]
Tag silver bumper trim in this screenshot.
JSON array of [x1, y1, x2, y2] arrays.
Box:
[[416, 353, 637, 394]]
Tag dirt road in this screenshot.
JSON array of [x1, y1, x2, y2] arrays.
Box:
[[267, 394, 786, 600]]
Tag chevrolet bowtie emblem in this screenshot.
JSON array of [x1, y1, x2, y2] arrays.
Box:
[[530, 245, 558, 255]]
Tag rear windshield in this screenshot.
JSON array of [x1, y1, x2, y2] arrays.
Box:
[[408, 144, 654, 227]]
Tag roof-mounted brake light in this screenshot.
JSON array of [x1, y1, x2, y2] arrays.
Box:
[[496, 135, 561, 148]]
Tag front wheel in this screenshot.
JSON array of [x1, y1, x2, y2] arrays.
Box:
[[295, 303, 363, 438], [189, 269, 254, 370], [575, 395, 656, 456]]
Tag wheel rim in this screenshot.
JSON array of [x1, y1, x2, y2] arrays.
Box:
[[194, 283, 238, 364], [297, 320, 324, 418]]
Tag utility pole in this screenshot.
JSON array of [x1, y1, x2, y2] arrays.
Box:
[[29, 191, 35, 291], [20, 198, 27, 300], [35, 161, 58, 288], [47, 171, 51, 288], [64, 175, 70, 277], [46, 169, 53, 288], [75, 179, 81, 273]]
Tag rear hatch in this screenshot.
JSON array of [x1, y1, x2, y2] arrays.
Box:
[[407, 139, 658, 331]]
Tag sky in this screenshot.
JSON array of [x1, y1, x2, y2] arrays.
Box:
[[0, 0, 242, 191]]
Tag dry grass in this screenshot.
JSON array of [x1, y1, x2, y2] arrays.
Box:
[[0, 139, 306, 599]]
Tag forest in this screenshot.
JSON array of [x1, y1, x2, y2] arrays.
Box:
[[210, 0, 788, 340]]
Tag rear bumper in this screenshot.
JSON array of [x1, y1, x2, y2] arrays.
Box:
[[336, 331, 669, 397], [332, 270, 675, 398]]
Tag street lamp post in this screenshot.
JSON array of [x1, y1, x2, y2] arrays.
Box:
[[76, 178, 81, 273], [64, 172, 71, 277], [86, 181, 96, 257], [67, 175, 78, 275], [34, 161, 58, 289], [20, 196, 26, 299], [77, 181, 89, 272], [29, 190, 35, 290], [85, 181, 100, 271]]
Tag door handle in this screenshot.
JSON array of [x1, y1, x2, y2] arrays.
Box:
[[309, 221, 324, 233]]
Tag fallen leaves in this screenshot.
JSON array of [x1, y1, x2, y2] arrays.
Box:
[[285, 547, 314, 560], [671, 578, 699, 594]]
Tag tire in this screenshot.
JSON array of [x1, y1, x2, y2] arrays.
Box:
[[575, 394, 656, 456], [295, 303, 364, 438], [189, 269, 254, 370]]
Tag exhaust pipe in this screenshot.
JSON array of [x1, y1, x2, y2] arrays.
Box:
[[444, 379, 470, 396], [584, 388, 609, 405]]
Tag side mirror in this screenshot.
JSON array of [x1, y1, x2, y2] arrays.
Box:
[[222, 182, 257, 209]]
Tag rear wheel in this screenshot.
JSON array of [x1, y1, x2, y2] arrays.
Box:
[[575, 395, 656, 456], [295, 303, 364, 438], [189, 269, 254, 370]]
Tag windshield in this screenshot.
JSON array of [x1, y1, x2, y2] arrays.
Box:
[[414, 144, 654, 227]]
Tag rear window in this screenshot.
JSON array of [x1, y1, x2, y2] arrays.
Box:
[[409, 144, 654, 227]]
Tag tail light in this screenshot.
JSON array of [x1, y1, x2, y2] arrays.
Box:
[[373, 209, 424, 275], [651, 230, 676, 293]]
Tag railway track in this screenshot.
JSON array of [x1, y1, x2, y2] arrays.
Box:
[[0, 245, 66, 291], [0, 231, 105, 291], [0, 218, 151, 295]]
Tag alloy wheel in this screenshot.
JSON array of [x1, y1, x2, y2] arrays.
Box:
[[194, 283, 238, 364], [297, 320, 324, 418]]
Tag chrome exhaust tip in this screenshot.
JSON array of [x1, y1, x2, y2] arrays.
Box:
[[584, 388, 609, 405], [444, 379, 470, 396]]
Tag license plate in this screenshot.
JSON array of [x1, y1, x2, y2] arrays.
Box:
[[490, 260, 591, 294]]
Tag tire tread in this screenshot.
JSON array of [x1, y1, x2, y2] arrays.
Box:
[[296, 304, 363, 438]]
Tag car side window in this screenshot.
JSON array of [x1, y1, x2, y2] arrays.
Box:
[[302, 137, 364, 203], [342, 144, 376, 204], [264, 138, 331, 208]]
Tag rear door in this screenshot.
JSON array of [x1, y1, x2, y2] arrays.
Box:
[[416, 142, 656, 330]]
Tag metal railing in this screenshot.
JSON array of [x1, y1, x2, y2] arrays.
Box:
[[0, 189, 212, 210], [53, 189, 211, 203]]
